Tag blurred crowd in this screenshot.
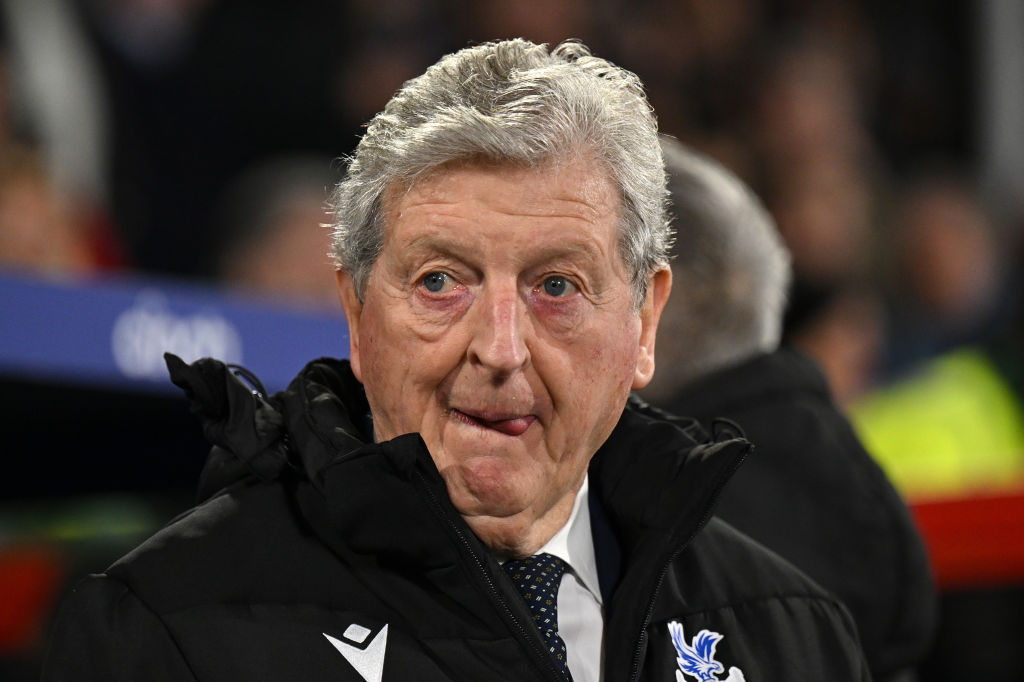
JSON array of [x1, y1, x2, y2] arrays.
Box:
[[1, 0, 1022, 499], [2, 2, 1024, 679]]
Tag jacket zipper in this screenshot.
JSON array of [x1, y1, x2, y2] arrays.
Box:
[[627, 443, 750, 682], [415, 471, 567, 682]]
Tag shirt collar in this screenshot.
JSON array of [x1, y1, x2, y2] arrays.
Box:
[[536, 474, 603, 606]]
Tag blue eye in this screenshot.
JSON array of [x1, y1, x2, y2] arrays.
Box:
[[422, 272, 450, 293], [542, 276, 573, 297]]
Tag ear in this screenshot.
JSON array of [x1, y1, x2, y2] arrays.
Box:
[[632, 267, 672, 390], [336, 270, 364, 382]]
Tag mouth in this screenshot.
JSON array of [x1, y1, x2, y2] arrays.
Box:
[[451, 408, 536, 436]]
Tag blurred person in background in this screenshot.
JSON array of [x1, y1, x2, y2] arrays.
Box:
[[0, 33, 112, 275], [0, 146, 94, 276], [879, 170, 1009, 381], [212, 155, 339, 310], [849, 193, 1024, 502], [0, 0, 110, 220], [849, 170, 1022, 501], [641, 136, 937, 682], [0, 9, 119, 277]]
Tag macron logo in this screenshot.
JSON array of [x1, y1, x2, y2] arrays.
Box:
[[324, 624, 388, 682]]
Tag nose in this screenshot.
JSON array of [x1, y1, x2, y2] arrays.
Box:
[[467, 284, 530, 377]]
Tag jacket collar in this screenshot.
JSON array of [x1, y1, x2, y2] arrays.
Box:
[[591, 395, 751, 556]]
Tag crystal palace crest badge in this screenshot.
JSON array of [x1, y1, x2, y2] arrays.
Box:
[[668, 621, 746, 682]]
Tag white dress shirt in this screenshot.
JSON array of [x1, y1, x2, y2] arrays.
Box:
[[533, 475, 604, 682]]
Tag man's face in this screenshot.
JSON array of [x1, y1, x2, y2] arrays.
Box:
[[338, 158, 669, 554]]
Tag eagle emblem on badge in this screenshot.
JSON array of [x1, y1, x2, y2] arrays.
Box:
[[668, 621, 746, 682]]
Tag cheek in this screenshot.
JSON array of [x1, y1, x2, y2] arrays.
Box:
[[357, 301, 464, 434], [550, 316, 640, 425], [590, 314, 641, 373], [589, 321, 643, 411], [356, 308, 393, 380], [356, 304, 419, 432]]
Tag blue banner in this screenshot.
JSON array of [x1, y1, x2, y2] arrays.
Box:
[[0, 271, 350, 394]]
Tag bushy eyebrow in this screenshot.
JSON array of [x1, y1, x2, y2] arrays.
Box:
[[402, 232, 610, 271], [401, 233, 464, 261]]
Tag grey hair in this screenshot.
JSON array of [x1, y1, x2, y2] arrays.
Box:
[[649, 136, 791, 393], [329, 38, 669, 309]]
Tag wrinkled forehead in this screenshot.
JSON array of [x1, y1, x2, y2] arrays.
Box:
[[379, 155, 625, 242]]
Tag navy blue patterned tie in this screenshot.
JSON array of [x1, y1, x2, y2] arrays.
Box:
[[502, 552, 572, 679]]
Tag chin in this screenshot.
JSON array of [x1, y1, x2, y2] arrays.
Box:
[[440, 455, 535, 520]]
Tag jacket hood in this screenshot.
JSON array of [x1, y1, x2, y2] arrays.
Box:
[[166, 353, 376, 500], [593, 396, 751, 557]]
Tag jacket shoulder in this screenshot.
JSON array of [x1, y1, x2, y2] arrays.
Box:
[[42, 574, 198, 681], [680, 517, 849, 607], [643, 518, 871, 681], [105, 478, 335, 614], [45, 481, 395, 680]]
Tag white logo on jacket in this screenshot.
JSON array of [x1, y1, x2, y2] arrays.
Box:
[[668, 620, 746, 682], [324, 623, 388, 682]]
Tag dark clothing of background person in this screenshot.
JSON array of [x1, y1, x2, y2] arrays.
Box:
[[654, 345, 937, 680], [42, 355, 871, 681]]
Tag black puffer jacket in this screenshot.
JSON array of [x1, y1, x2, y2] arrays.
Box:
[[656, 347, 936, 680], [42, 355, 870, 681]]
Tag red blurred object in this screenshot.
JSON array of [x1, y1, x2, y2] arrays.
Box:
[[911, 488, 1024, 591], [0, 546, 65, 656], [83, 207, 131, 271]]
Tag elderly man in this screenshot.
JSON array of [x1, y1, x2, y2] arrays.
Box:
[[43, 40, 869, 681]]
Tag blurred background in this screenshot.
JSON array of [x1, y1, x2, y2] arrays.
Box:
[[1, 0, 1022, 679]]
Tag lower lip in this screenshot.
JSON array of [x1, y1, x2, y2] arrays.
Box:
[[454, 410, 535, 436]]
